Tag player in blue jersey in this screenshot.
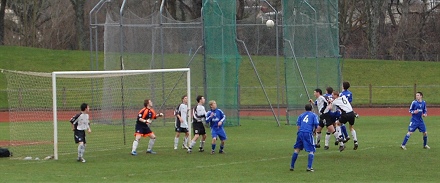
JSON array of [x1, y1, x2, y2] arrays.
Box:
[[206, 100, 227, 154], [290, 104, 319, 172], [400, 92, 430, 150], [324, 87, 334, 100]]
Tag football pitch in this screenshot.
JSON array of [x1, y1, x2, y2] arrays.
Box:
[[1, 116, 440, 182]]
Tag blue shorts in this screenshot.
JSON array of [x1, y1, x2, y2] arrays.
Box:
[[408, 121, 426, 133], [211, 127, 227, 141], [293, 132, 315, 152]]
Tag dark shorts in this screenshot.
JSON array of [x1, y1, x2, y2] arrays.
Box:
[[319, 113, 335, 127], [193, 122, 206, 135], [339, 112, 356, 126], [134, 124, 153, 137], [74, 130, 86, 144], [175, 127, 189, 133]]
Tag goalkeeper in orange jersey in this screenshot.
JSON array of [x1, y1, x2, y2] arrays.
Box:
[[131, 99, 164, 155]]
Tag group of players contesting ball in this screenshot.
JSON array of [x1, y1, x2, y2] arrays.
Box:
[[68, 81, 430, 172], [290, 81, 430, 172]]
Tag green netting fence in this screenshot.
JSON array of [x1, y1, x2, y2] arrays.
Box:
[[203, 0, 241, 126], [283, 0, 341, 123]]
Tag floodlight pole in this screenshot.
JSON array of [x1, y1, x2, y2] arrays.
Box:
[[261, 0, 280, 120]]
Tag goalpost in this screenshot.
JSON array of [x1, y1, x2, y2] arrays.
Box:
[[52, 68, 191, 160], [4, 68, 190, 160]]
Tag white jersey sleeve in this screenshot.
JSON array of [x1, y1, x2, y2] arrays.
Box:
[[179, 104, 188, 128]]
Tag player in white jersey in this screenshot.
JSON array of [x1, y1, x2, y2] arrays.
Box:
[[309, 89, 337, 150], [174, 95, 190, 150], [328, 91, 358, 151], [69, 103, 92, 163]]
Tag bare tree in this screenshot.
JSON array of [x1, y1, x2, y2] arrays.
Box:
[[366, 0, 385, 58], [70, 0, 86, 50], [6, 0, 52, 47], [0, 0, 6, 45]]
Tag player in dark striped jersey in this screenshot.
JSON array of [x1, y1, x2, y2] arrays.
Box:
[[187, 95, 208, 153]]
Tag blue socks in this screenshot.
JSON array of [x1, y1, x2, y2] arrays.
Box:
[[402, 134, 410, 146], [290, 152, 298, 169], [341, 125, 349, 138], [423, 135, 427, 147], [220, 145, 224, 152], [211, 144, 216, 151], [308, 153, 314, 169]]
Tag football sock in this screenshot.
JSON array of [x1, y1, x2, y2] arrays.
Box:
[[325, 132, 331, 146], [423, 135, 427, 147], [307, 153, 314, 169], [351, 130, 358, 142], [174, 137, 179, 148], [184, 137, 188, 146], [78, 144, 85, 158], [341, 125, 349, 138], [211, 144, 216, 151], [189, 140, 196, 149], [81, 144, 86, 157], [402, 134, 410, 146], [200, 141, 205, 149], [220, 145, 224, 152], [316, 132, 322, 144], [333, 132, 339, 142], [335, 126, 342, 139], [147, 139, 156, 151], [290, 152, 298, 168], [132, 139, 139, 152]]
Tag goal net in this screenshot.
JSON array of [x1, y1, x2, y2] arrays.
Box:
[[3, 68, 190, 160]]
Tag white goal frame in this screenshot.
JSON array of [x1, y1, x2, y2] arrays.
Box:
[[52, 68, 191, 160]]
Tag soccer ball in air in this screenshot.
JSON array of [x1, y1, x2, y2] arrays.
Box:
[[266, 20, 275, 28]]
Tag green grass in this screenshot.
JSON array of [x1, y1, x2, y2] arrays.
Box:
[[0, 46, 439, 108], [1, 116, 440, 182]]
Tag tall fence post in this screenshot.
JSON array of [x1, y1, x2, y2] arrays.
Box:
[[237, 84, 241, 110], [369, 84, 372, 107], [413, 83, 417, 99]]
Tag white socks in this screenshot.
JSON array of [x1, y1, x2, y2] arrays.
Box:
[[174, 137, 179, 148], [351, 130, 358, 142], [78, 144, 85, 158], [132, 139, 139, 152], [147, 139, 156, 151]]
